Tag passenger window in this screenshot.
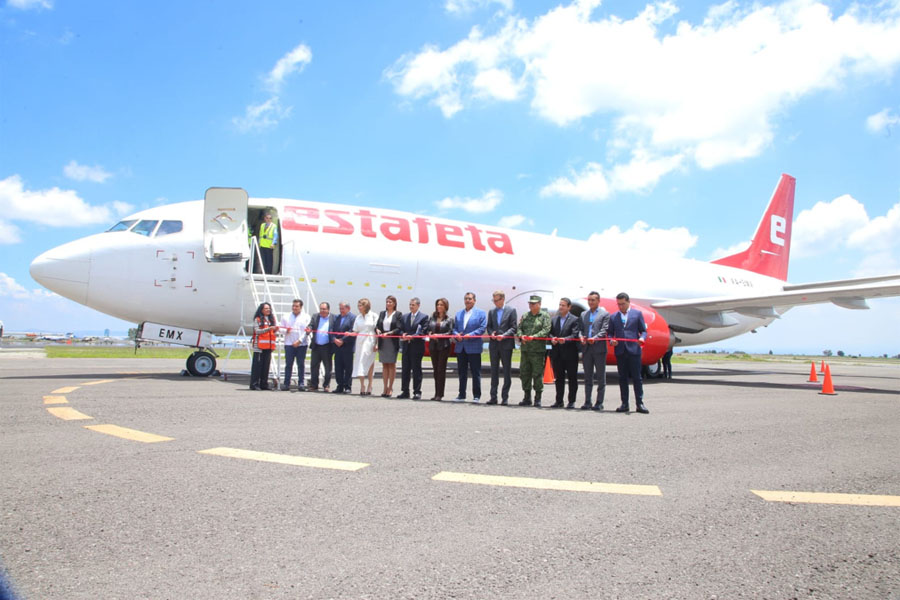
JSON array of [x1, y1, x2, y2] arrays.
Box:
[[107, 220, 137, 232], [132, 220, 159, 237], [156, 220, 183, 236]]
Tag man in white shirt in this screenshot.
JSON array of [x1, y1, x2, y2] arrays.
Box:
[[280, 299, 311, 391]]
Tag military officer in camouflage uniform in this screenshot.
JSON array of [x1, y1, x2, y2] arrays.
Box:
[[517, 295, 551, 407]]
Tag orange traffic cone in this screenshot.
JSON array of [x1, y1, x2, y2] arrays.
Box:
[[819, 364, 837, 395], [819, 360, 826, 373], [807, 361, 818, 383], [543, 356, 555, 384]]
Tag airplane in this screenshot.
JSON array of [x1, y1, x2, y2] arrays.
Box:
[[29, 174, 900, 378]]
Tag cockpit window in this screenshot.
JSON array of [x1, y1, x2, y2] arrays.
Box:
[[131, 220, 159, 237], [156, 220, 183, 236], [107, 220, 137, 232]]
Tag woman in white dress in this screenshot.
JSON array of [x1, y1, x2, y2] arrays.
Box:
[[352, 298, 379, 395]]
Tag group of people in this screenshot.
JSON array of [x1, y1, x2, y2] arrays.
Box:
[[248, 290, 650, 414]]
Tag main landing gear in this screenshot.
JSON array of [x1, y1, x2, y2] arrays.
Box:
[[185, 350, 218, 377]]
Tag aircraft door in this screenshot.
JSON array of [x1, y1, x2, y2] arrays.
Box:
[[203, 187, 250, 262]]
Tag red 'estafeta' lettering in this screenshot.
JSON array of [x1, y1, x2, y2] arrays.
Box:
[[323, 210, 353, 235], [411, 217, 430, 244], [282, 206, 319, 232], [464, 225, 486, 251], [381, 216, 412, 242], [435, 223, 465, 249], [356, 209, 377, 238], [486, 231, 513, 255]]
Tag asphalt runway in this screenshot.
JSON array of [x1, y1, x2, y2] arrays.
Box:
[[2, 352, 898, 599]]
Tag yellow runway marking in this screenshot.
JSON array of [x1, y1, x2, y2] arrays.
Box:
[[83, 379, 115, 386], [47, 406, 93, 420], [51, 386, 80, 394], [43, 395, 68, 404], [752, 490, 900, 507], [433, 471, 663, 496], [84, 424, 174, 443], [198, 447, 369, 471]]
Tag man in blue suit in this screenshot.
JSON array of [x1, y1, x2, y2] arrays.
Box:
[[452, 291, 488, 402], [607, 292, 649, 414]]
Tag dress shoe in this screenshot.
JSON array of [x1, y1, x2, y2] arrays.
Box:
[[308, 386, 319, 392], [518, 398, 532, 406], [332, 389, 344, 395], [486, 398, 498, 405], [432, 396, 442, 401], [280, 385, 290, 391], [453, 397, 466, 402], [472, 397, 480, 403], [500, 399, 508, 406], [550, 401, 564, 409], [615, 404, 630, 413], [566, 402, 576, 410], [249, 385, 260, 391], [397, 392, 411, 399], [580, 403, 592, 410], [591, 403, 603, 412], [412, 393, 422, 400], [297, 385, 307, 392], [534, 400, 542, 408], [636, 403, 649, 414]]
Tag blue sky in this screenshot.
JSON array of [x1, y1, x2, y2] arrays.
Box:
[[1, 0, 899, 354]]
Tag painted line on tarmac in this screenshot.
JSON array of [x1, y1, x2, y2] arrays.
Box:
[[433, 471, 663, 496], [82, 379, 115, 386], [198, 447, 370, 471], [752, 490, 900, 507], [43, 395, 68, 404], [84, 424, 174, 443], [51, 386, 80, 394], [46, 406, 93, 420]]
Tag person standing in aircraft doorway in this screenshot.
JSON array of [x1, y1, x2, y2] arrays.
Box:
[[258, 213, 277, 274], [250, 302, 279, 391]]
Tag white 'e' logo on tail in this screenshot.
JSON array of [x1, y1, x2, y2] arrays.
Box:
[[770, 215, 786, 246]]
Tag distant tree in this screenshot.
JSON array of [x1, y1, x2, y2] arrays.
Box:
[[768, 350, 773, 355], [823, 349, 833, 357], [837, 350, 845, 357], [127, 328, 137, 340]]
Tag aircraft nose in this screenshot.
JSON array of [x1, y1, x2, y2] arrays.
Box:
[[29, 241, 92, 305]]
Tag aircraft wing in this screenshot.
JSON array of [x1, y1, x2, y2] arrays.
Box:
[[651, 274, 900, 330]]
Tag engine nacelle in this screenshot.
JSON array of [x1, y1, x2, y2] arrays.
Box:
[[597, 298, 670, 366]]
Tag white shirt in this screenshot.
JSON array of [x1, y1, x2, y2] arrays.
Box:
[[463, 308, 473, 330], [281, 311, 310, 346]]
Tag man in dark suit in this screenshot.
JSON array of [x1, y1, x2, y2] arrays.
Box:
[[580, 291, 610, 410], [486, 290, 517, 405], [307, 301, 337, 392], [398, 297, 428, 400], [549, 297, 582, 408], [607, 292, 649, 414], [331, 301, 356, 394]]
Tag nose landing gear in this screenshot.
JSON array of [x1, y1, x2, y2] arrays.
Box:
[[186, 350, 218, 377]]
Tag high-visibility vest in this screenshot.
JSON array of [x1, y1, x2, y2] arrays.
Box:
[[254, 317, 276, 350], [259, 223, 276, 249]]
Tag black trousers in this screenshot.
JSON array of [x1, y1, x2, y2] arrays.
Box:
[[489, 344, 513, 401], [551, 352, 579, 404], [616, 351, 643, 406], [260, 247, 274, 274], [401, 341, 425, 395], [309, 343, 333, 389], [456, 349, 482, 399], [333, 343, 354, 391], [429, 344, 451, 397], [250, 350, 272, 389]]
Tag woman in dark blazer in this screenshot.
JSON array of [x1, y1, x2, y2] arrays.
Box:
[[375, 295, 402, 397], [425, 297, 453, 401]]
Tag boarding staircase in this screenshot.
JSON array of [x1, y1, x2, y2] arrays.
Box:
[[220, 237, 317, 387]]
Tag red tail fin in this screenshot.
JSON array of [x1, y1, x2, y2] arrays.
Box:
[[711, 174, 795, 281]]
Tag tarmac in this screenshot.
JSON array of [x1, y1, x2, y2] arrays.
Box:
[[1, 351, 898, 599]]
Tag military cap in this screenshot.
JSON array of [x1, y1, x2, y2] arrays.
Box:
[[527, 294, 541, 303]]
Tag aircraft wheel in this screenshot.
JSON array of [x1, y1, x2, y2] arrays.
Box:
[[187, 351, 217, 377], [643, 360, 663, 379]]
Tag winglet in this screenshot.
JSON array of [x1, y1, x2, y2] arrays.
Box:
[[712, 174, 795, 281]]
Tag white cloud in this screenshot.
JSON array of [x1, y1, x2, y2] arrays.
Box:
[[847, 201, 900, 252], [865, 108, 900, 134], [792, 194, 870, 258], [497, 214, 532, 228], [540, 162, 610, 202], [266, 43, 312, 92], [445, 0, 513, 15], [63, 160, 112, 183], [7, 0, 52, 10], [586, 220, 697, 258], [388, 0, 900, 194], [232, 97, 291, 132], [235, 43, 312, 133], [0, 219, 22, 244], [709, 240, 749, 261], [436, 189, 502, 213], [0, 273, 52, 299], [0, 175, 132, 229]]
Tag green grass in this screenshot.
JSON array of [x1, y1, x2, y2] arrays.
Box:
[[44, 346, 197, 359]]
